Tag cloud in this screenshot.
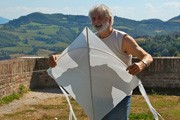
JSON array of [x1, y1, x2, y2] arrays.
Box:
[[16, 6, 63, 14], [0, 6, 86, 19], [108, 1, 179, 21], [0, 1, 179, 21], [15, 6, 87, 15], [111, 6, 136, 19], [162, 1, 180, 8], [144, 1, 180, 20]]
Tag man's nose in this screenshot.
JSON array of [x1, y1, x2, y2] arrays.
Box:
[[93, 19, 99, 25]]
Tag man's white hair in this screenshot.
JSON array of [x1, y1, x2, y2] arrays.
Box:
[[88, 4, 114, 26]]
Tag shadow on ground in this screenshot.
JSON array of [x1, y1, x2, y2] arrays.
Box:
[[31, 88, 63, 94], [133, 87, 180, 96]]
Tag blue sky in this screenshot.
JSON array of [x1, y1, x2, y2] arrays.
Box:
[[0, 0, 179, 21]]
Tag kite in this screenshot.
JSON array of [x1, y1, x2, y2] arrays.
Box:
[[47, 27, 163, 120]]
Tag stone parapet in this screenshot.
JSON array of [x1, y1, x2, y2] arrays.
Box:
[[0, 57, 179, 97]]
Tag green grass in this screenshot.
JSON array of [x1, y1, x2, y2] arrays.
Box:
[[0, 94, 179, 120], [0, 84, 28, 106], [0, 92, 21, 105], [129, 113, 154, 120], [1, 46, 32, 52], [130, 95, 180, 120]]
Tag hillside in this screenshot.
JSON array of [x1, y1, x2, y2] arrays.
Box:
[[3, 13, 180, 36], [4, 13, 180, 36], [168, 15, 180, 22], [0, 12, 179, 59]]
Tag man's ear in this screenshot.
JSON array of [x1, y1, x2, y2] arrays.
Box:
[[109, 17, 112, 25]]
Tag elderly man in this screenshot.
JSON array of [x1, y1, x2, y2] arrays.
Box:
[[49, 4, 153, 120]]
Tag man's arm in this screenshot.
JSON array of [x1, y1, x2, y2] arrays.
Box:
[[122, 35, 153, 75]]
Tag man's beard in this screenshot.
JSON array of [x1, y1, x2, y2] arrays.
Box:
[[94, 22, 110, 33]]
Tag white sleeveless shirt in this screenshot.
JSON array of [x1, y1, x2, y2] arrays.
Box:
[[100, 29, 132, 66]]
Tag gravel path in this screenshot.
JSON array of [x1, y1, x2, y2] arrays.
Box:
[[0, 88, 63, 115]]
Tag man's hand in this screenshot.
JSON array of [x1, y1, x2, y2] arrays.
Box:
[[48, 54, 59, 68], [126, 61, 146, 75]]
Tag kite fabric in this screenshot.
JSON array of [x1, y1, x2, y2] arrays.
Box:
[[47, 27, 163, 120]]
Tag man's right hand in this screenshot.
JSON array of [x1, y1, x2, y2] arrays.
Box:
[[48, 54, 59, 68]]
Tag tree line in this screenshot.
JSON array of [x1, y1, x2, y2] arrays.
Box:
[[0, 32, 179, 60], [137, 32, 180, 57]]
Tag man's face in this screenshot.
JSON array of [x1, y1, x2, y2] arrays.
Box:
[[91, 11, 110, 33]]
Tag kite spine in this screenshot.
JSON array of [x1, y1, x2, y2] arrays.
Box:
[[86, 27, 95, 120]]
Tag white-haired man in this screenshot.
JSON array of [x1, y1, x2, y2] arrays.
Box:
[[49, 4, 153, 120]]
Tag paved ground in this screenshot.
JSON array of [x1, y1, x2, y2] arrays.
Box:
[[0, 88, 63, 115]]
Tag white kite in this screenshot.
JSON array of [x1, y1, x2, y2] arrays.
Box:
[[47, 27, 163, 120]]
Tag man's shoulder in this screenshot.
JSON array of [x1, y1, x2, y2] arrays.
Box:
[[113, 29, 127, 36]]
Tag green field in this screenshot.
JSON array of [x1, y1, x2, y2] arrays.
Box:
[[0, 94, 179, 120]]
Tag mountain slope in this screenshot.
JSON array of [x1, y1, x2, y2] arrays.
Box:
[[4, 13, 180, 36], [6, 12, 91, 28], [168, 15, 180, 22]]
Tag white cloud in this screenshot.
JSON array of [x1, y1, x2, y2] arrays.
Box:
[[144, 1, 180, 21], [111, 6, 136, 19], [0, 1, 179, 21], [162, 1, 180, 8], [111, 1, 179, 21], [15, 6, 63, 14], [0, 6, 86, 19]]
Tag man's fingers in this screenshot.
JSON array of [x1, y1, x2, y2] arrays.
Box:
[[48, 55, 58, 67], [126, 63, 140, 75]]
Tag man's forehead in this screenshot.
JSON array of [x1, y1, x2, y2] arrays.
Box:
[[91, 10, 105, 17]]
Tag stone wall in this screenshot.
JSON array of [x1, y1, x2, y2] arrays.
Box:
[[135, 57, 180, 88], [0, 57, 179, 97], [0, 58, 57, 97]]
